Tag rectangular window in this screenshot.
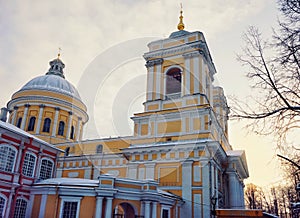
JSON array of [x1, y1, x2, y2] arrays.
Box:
[[22, 153, 36, 177], [39, 159, 53, 180], [59, 197, 81, 218], [162, 209, 169, 218]]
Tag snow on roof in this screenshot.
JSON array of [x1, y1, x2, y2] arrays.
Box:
[[126, 138, 212, 150], [35, 178, 99, 186], [226, 150, 244, 156], [0, 121, 63, 152]]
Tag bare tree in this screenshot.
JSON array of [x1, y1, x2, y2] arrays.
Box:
[[231, 0, 300, 148]]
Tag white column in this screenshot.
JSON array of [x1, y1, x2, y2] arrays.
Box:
[[51, 107, 60, 137], [152, 202, 157, 218], [184, 56, 191, 95], [201, 160, 211, 217], [175, 204, 180, 218], [11, 106, 18, 125], [95, 197, 104, 218], [38, 194, 48, 218], [155, 64, 162, 99], [35, 104, 45, 134], [144, 201, 151, 218], [20, 104, 30, 130], [193, 55, 200, 94], [75, 117, 82, 141], [180, 161, 193, 218], [147, 65, 154, 101], [26, 194, 35, 218], [66, 111, 73, 139], [105, 197, 113, 218], [228, 171, 239, 208], [5, 188, 14, 218]]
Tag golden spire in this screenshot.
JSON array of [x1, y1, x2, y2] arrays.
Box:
[[57, 47, 62, 59], [177, 3, 185, 31]]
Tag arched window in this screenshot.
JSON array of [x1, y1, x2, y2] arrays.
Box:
[[13, 198, 27, 218], [58, 121, 65, 136], [0, 194, 7, 218], [42, 118, 51, 133], [39, 158, 54, 180], [27, 117, 36, 131], [166, 68, 182, 99], [70, 126, 75, 139], [0, 144, 17, 172], [96, 144, 103, 153], [16, 117, 22, 128], [22, 152, 36, 177]]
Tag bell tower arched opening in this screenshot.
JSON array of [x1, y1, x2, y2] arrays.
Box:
[[165, 67, 182, 99]]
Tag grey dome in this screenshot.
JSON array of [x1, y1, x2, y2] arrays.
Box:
[[20, 74, 82, 101]]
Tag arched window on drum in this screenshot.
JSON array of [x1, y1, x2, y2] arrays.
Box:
[[166, 68, 182, 99]]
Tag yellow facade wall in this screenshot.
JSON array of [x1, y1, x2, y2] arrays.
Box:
[[157, 120, 181, 134], [79, 196, 96, 218], [31, 195, 42, 218], [44, 195, 58, 218]]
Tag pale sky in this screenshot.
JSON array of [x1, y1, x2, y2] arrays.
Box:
[[0, 0, 283, 187]]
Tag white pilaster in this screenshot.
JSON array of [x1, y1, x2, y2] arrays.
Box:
[[38, 194, 48, 218], [201, 160, 211, 217], [152, 202, 157, 218], [35, 105, 44, 134], [128, 164, 138, 179], [193, 56, 200, 94], [20, 104, 30, 130], [105, 197, 113, 218], [95, 197, 104, 218], [184, 56, 191, 95], [180, 161, 192, 218], [26, 194, 34, 218], [51, 107, 60, 137], [145, 163, 155, 180], [155, 64, 162, 99], [147, 66, 154, 101]]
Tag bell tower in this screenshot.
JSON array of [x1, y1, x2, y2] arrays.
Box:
[[131, 9, 229, 148]]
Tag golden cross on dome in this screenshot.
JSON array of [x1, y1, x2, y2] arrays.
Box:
[[177, 3, 185, 31]]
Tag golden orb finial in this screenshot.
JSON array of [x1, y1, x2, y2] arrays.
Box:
[[177, 3, 185, 31], [57, 47, 62, 59]]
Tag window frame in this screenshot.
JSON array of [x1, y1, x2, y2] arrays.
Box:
[[16, 117, 22, 128], [13, 197, 28, 218], [0, 144, 17, 173], [59, 196, 81, 218], [27, 116, 36, 131], [70, 126, 75, 139], [96, 144, 103, 154], [0, 193, 7, 218], [58, 121, 65, 136], [38, 158, 54, 180], [22, 152, 37, 177], [161, 206, 171, 218], [42, 118, 51, 133], [164, 66, 183, 100]]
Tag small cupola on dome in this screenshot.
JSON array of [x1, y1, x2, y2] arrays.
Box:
[[46, 52, 65, 78]]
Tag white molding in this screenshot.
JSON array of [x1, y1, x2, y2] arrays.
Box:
[[59, 196, 82, 218]]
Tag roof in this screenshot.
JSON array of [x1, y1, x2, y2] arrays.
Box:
[[0, 120, 63, 152], [19, 74, 82, 101]]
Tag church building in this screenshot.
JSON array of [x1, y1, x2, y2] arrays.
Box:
[[2, 8, 251, 218]]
